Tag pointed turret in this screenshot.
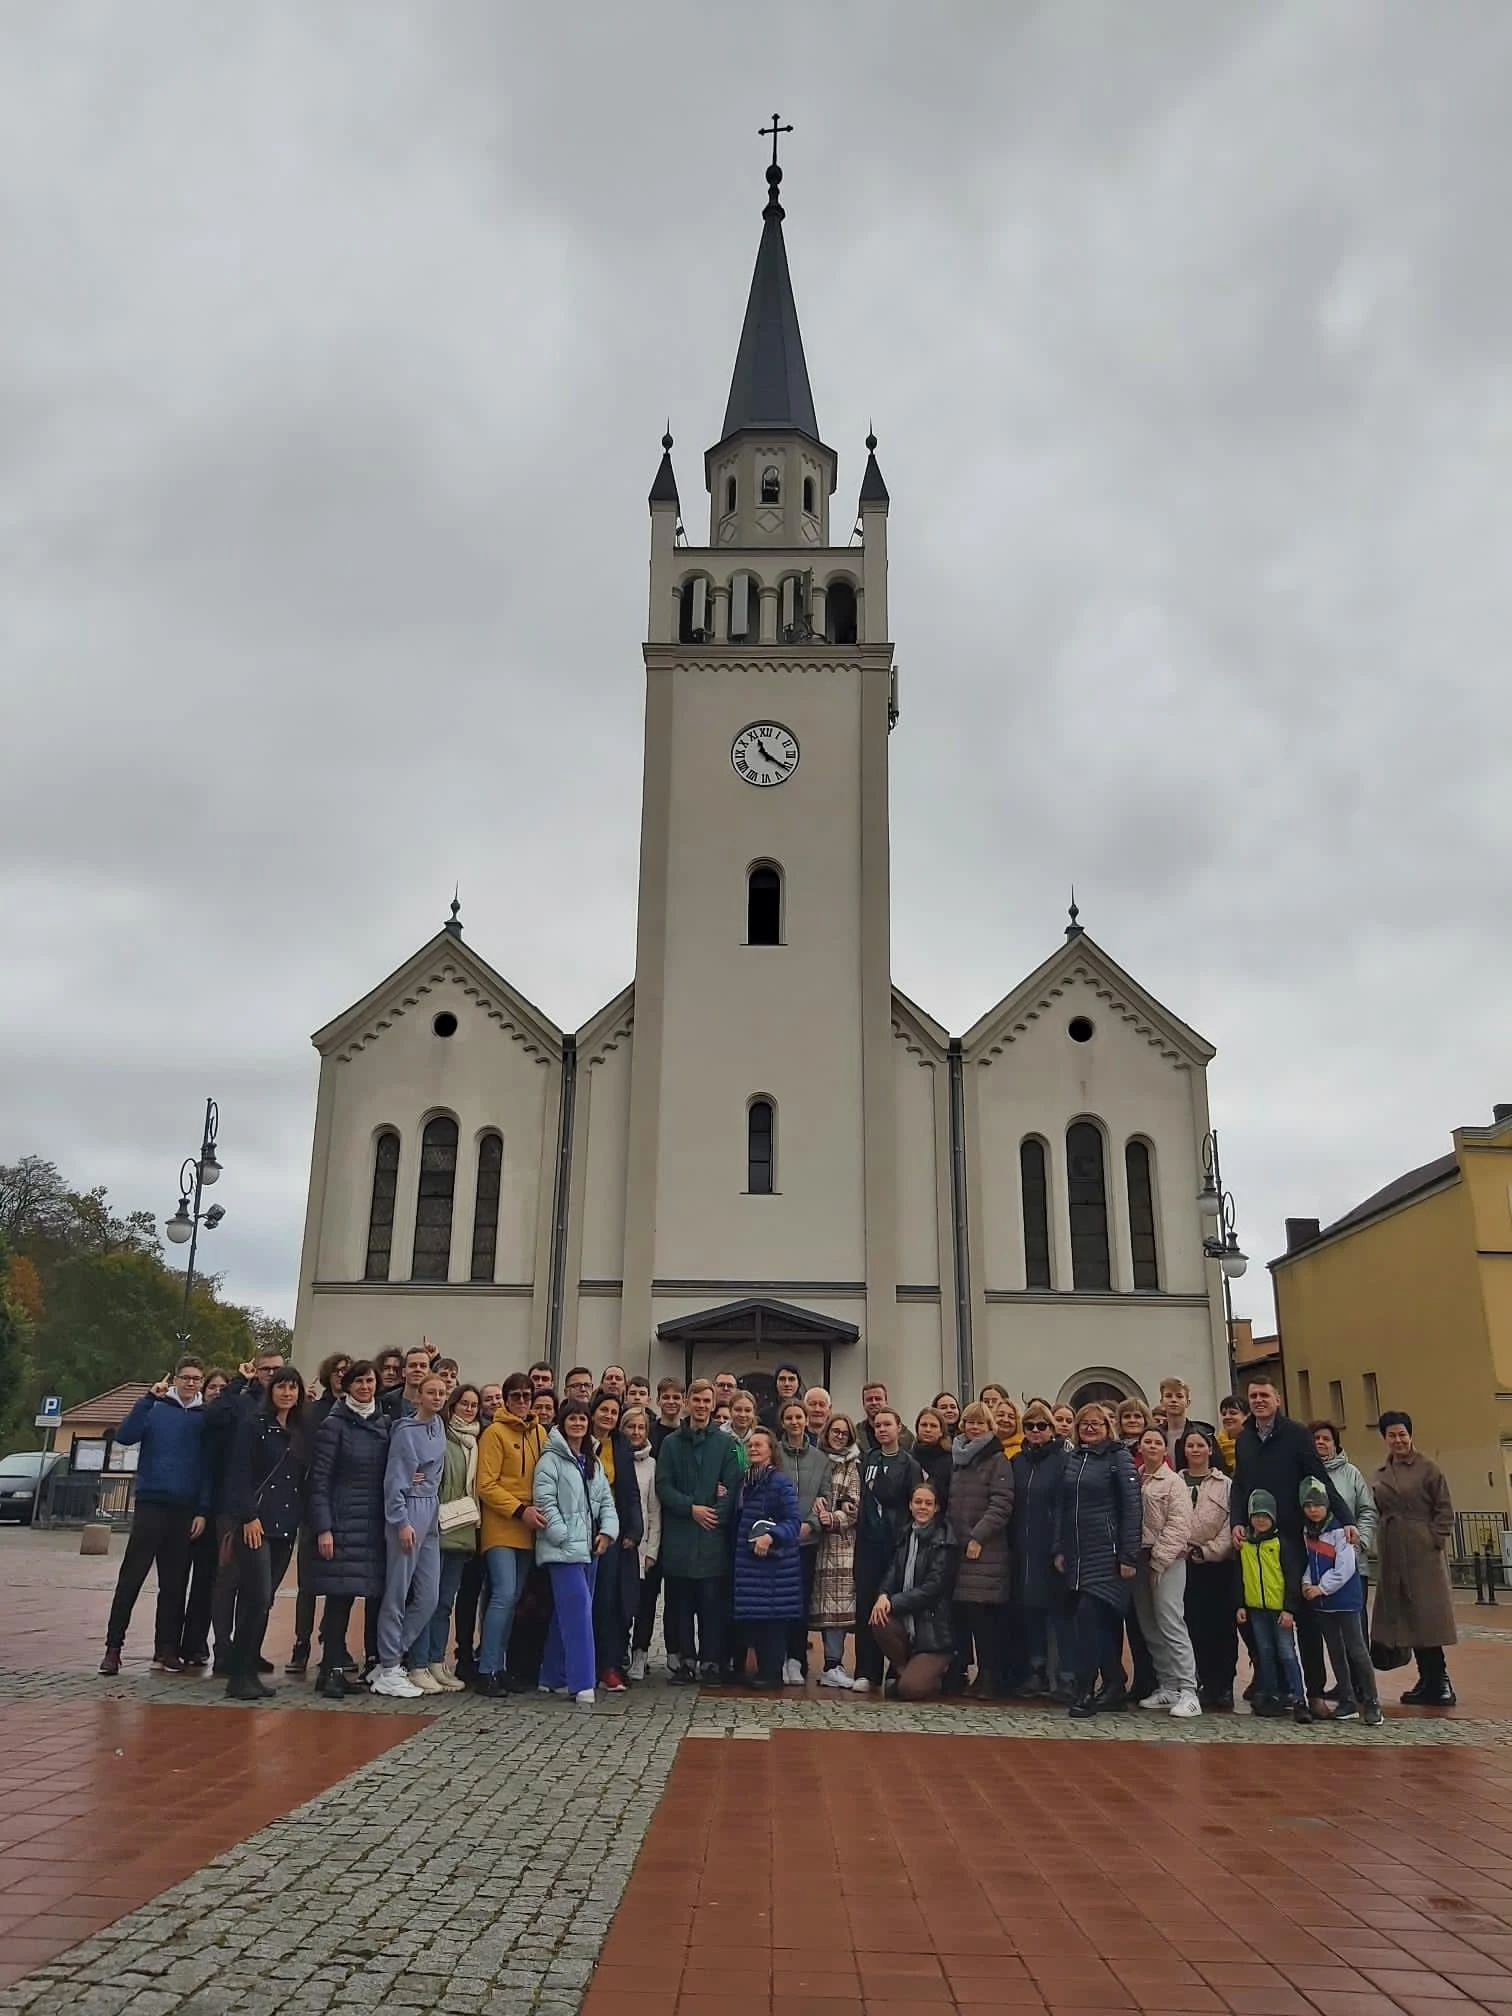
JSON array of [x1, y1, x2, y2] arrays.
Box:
[[648, 426, 680, 509], [858, 429, 889, 506], [719, 164, 820, 442]]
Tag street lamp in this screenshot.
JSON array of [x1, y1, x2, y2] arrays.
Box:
[[165, 1098, 225, 1343], [1198, 1129, 1247, 1381]]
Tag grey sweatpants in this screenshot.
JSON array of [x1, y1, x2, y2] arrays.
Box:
[[1133, 1554, 1197, 1696], [377, 1497, 440, 1668]]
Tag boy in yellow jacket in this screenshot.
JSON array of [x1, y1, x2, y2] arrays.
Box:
[[1235, 1488, 1310, 1724]]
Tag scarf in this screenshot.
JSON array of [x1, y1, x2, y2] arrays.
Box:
[[1215, 1428, 1237, 1474], [344, 1394, 377, 1420], [900, 1518, 935, 1640], [448, 1415, 479, 1494]]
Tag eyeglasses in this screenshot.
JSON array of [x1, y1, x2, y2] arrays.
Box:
[[1024, 1421, 1053, 1432]]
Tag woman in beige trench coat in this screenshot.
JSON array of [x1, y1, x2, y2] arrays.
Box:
[[1371, 1409, 1457, 1706]]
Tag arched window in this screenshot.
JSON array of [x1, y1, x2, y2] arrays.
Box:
[[724, 475, 737, 514], [747, 1099, 775, 1194], [826, 579, 858, 645], [470, 1132, 503, 1282], [1125, 1140, 1160, 1291], [1071, 1378, 1129, 1411], [802, 475, 816, 515], [760, 464, 781, 503], [677, 574, 712, 643], [364, 1130, 400, 1281], [1020, 1138, 1051, 1288], [1066, 1121, 1111, 1291], [411, 1115, 459, 1281], [747, 864, 782, 945], [728, 571, 760, 643]]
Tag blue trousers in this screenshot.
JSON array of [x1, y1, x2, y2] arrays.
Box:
[[409, 1549, 467, 1668], [377, 1502, 440, 1669], [1249, 1610, 1305, 1702], [478, 1546, 530, 1677], [541, 1559, 598, 1696]]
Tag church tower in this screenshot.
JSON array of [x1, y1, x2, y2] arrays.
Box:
[[620, 134, 903, 1388]]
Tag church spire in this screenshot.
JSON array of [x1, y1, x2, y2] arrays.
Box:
[[717, 116, 820, 444]]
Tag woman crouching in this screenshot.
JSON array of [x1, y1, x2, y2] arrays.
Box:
[[868, 1478, 959, 1701]]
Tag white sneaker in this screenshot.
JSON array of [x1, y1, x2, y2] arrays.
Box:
[[428, 1663, 466, 1693], [628, 1650, 648, 1682], [1169, 1692, 1203, 1719], [370, 1666, 423, 1699], [406, 1667, 442, 1694], [574, 1688, 596, 1708], [820, 1666, 854, 1690], [849, 1677, 872, 1694], [782, 1658, 804, 1686], [1139, 1689, 1179, 1710]]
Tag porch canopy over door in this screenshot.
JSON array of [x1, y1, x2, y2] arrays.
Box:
[[656, 1297, 860, 1395]]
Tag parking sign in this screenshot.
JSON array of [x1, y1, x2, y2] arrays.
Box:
[[34, 1396, 62, 1429]]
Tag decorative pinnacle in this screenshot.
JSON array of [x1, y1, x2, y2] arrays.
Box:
[[662, 419, 673, 451], [759, 111, 793, 219], [866, 423, 878, 453], [446, 887, 463, 937], [1065, 888, 1084, 939]]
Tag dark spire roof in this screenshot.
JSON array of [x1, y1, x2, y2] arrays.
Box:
[[648, 424, 679, 507], [859, 427, 889, 504], [718, 163, 820, 443]]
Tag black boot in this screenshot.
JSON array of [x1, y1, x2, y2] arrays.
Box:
[[1426, 1677, 1456, 1707], [226, 1669, 268, 1701], [1399, 1679, 1432, 1704], [1092, 1679, 1128, 1713], [317, 1666, 351, 1701], [285, 1641, 310, 1676]]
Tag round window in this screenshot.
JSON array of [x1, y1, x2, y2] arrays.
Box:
[[432, 1011, 458, 1038], [1068, 1016, 1094, 1043]]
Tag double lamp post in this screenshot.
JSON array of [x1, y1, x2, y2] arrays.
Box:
[[164, 1097, 225, 1345], [1197, 1128, 1247, 1384]]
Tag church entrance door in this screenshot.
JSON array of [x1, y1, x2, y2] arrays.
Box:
[[739, 1370, 778, 1416]]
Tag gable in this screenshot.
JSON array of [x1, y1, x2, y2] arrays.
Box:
[[891, 984, 949, 1068], [961, 934, 1212, 1072], [576, 982, 634, 1068], [312, 930, 563, 1066]]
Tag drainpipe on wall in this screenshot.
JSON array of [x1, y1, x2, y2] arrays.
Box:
[[947, 1039, 973, 1400], [545, 1035, 577, 1375]]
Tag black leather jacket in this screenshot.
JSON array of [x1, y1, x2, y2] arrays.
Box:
[[879, 1517, 958, 1655]]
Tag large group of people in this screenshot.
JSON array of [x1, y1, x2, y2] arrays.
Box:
[[100, 1351, 1461, 1718]]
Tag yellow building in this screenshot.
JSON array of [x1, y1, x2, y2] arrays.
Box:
[[1271, 1104, 1512, 1518]]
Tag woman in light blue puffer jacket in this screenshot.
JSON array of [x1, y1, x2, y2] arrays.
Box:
[[532, 1400, 618, 1704]]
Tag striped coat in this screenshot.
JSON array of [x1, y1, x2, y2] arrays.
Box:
[[810, 1445, 861, 1628]]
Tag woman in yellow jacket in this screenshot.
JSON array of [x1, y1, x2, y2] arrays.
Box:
[[474, 1373, 548, 1696]]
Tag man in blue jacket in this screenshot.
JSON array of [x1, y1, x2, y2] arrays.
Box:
[[99, 1358, 209, 1676]]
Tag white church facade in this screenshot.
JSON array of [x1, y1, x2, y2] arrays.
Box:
[[292, 153, 1234, 1420]]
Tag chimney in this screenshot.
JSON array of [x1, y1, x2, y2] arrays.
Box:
[[1285, 1217, 1322, 1254], [1494, 1104, 1512, 1125]]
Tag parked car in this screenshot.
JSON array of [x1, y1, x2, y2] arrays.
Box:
[[0, 1451, 67, 1524]]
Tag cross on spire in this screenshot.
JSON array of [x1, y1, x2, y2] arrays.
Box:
[[759, 112, 793, 170]]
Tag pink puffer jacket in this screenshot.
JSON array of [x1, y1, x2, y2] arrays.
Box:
[[1140, 1465, 1193, 1574], [1184, 1471, 1233, 1563]]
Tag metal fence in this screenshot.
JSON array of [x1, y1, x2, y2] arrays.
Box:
[[1452, 1510, 1510, 1562], [36, 1474, 134, 1529]]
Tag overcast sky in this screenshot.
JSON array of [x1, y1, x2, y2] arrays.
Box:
[[4, 2, 1509, 1332]]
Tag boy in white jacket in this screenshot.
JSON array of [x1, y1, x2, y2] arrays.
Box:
[[1133, 1427, 1201, 1718]]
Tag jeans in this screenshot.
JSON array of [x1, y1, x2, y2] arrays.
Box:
[[785, 1549, 819, 1667], [454, 1550, 486, 1668], [106, 1501, 195, 1655], [541, 1560, 598, 1695], [1316, 1607, 1378, 1709], [664, 1575, 727, 1669], [1248, 1610, 1305, 1702], [377, 1505, 440, 1669], [478, 1546, 530, 1677], [1068, 1590, 1126, 1696], [821, 1626, 848, 1668], [1132, 1557, 1197, 1696], [413, 1549, 468, 1668], [227, 1532, 296, 1675]]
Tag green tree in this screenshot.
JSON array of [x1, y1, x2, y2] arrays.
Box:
[[0, 1232, 36, 1452]]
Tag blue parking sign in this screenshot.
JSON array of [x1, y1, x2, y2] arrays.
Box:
[[34, 1396, 62, 1428]]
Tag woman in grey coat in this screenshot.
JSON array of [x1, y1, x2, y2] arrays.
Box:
[[947, 1403, 1014, 1697], [777, 1400, 830, 1684]]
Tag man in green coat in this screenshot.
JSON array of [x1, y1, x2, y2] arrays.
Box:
[[656, 1378, 744, 1682]]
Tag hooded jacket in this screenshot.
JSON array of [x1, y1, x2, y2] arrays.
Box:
[[114, 1389, 206, 1510], [1010, 1433, 1068, 1610], [1322, 1447, 1377, 1551], [533, 1427, 618, 1566], [655, 1421, 744, 1580], [477, 1410, 549, 1552], [1301, 1515, 1364, 1613], [947, 1432, 1013, 1605], [1139, 1463, 1194, 1575], [1238, 1493, 1303, 1614]]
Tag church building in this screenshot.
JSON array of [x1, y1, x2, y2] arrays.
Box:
[[293, 148, 1234, 1419]]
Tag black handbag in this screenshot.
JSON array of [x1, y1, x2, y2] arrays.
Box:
[[1370, 1637, 1411, 1671]]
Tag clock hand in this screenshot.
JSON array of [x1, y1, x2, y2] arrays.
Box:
[[758, 739, 781, 764]]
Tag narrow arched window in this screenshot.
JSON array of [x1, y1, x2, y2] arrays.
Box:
[[802, 476, 815, 515], [826, 580, 858, 644], [747, 864, 781, 945], [1020, 1138, 1051, 1288], [729, 572, 759, 643], [761, 465, 780, 503], [725, 475, 737, 514], [364, 1131, 400, 1281], [470, 1132, 503, 1282], [1125, 1141, 1160, 1291], [411, 1115, 459, 1280], [677, 575, 711, 643], [1066, 1121, 1111, 1291], [748, 1100, 775, 1194]]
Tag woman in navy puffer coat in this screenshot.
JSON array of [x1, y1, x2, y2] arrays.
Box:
[[306, 1366, 391, 1695], [1052, 1404, 1142, 1718], [731, 1426, 803, 1688]]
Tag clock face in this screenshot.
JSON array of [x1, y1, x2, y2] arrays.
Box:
[[731, 722, 800, 787]]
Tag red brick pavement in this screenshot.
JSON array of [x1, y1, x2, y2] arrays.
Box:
[[0, 1702, 414, 1987], [587, 1730, 1512, 2015]]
